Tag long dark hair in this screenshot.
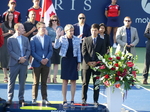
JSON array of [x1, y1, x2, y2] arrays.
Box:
[[99, 23, 107, 34], [4, 11, 15, 29]]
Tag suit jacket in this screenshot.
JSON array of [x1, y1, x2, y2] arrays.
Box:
[[99, 33, 110, 54], [54, 35, 81, 62], [7, 34, 30, 67], [30, 34, 53, 67], [82, 35, 105, 69], [116, 26, 139, 56], [144, 22, 150, 51], [73, 23, 91, 38]]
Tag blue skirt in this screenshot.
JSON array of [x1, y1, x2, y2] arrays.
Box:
[[61, 57, 78, 80], [106, 16, 119, 27]]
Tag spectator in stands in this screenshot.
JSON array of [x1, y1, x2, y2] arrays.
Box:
[[7, 23, 30, 105], [30, 22, 53, 104], [54, 24, 81, 106], [105, 0, 120, 48], [142, 22, 150, 84], [3, 0, 21, 23], [0, 12, 15, 83], [26, 0, 42, 22], [99, 23, 110, 54], [115, 16, 139, 56], [46, 15, 64, 83], [73, 13, 91, 81], [24, 10, 38, 70]]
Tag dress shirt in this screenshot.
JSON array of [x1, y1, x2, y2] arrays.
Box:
[[99, 34, 105, 39], [79, 25, 84, 43], [92, 37, 97, 45], [39, 35, 45, 58], [126, 28, 131, 45], [17, 35, 23, 57]]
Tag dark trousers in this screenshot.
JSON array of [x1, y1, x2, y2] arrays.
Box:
[[143, 51, 150, 80], [32, 64, 49, 100], [82, 68, 100, 103]]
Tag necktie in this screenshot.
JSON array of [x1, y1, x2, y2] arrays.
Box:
[[93, 38, 96, 44]]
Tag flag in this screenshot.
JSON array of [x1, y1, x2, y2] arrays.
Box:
[[41, 0, 56, 26]]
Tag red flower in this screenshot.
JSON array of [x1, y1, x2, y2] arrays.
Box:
[[132, 71, 136, 78], [116, 56, 121, 60], [111, 67, 116, 70], [115, 83, 121, 88], [114, 63, 119, 67], [99, 65, 105, 69], [117, 71, 121, 76], [96, 61, 101, 64], [104, 74, 109, 79], [108, 57, 113, 60], [115, 77, 120, 81], [104, 81, 110, 86], [126, 62, 134, 67], [96, 76, 100, 79]]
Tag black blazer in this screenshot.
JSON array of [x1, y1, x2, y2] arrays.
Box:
[[82, 35, 105, 69], [104, 34, 111, 54], [73, 23, 91, 38]]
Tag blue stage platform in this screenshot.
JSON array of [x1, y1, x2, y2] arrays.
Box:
[[0, 101, 108, 112]]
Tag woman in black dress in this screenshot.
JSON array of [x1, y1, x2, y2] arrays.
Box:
[[54, 24, 81, 106], [0, 11, 15, 82]]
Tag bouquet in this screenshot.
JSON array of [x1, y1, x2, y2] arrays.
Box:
[[92, 48, 139, 94]]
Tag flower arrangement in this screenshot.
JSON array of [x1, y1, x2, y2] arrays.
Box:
[[92, 48, 139, 94]]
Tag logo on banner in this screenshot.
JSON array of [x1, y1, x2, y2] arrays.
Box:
[[141, 0, 150, 14]]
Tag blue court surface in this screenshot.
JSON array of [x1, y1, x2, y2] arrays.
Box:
[[0, 84, 150, 112]]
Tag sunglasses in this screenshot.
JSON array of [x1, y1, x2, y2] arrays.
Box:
[[51, 19, 58, 22], [79, 17, 85, 19], [124, 20, 131, 22]]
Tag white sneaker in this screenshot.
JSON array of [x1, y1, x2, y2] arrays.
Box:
[[113, 43, 117, 48]]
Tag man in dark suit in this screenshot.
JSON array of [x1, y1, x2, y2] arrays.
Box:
[[73, 13, 91, 40], [30, 22, 53, 104], [143, 22, 150, 84], [82, 24, 105, 107], [7, 23, 30, 104], [73, 13, 91, 81]]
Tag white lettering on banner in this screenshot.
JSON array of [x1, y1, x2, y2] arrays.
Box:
[[84, 0, 92, 11], [141, 0, 150, 14], [135, 17, 150, 23], [71, 0, 75, 10], [55, 0, 64, 10], [54, 0, 92, 11]]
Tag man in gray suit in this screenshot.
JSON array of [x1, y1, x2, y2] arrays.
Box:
[[115, 16, 139, 56], [7, 23, 30, 104]]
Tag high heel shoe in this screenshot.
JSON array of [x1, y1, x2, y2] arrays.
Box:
[[53, 77, 57, 83], [47, 77, 51, 83]]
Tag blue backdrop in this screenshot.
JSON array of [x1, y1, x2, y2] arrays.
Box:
[[0, 0, 150, 47]]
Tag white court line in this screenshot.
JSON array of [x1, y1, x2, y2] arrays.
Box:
[[88, 86, 137, 112]]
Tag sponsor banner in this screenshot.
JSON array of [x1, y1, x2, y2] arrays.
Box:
[[0, 0, 150, 47]]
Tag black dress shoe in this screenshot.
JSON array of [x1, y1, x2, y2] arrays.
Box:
[[7, 100, 12, 105], [19, 100, 26, 104], [82, 102, 86, 106]]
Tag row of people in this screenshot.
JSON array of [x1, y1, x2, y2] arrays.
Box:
[[0, 0, 121, 84], [5, 15, 142, 106]]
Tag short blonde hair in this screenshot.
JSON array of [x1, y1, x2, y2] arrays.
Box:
[[14, 23, 22, 31], [64, 24, 74, 32], [36, 22, 45, 29]]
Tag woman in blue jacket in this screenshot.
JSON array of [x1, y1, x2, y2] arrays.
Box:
[[54, 24, 81, 106]]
